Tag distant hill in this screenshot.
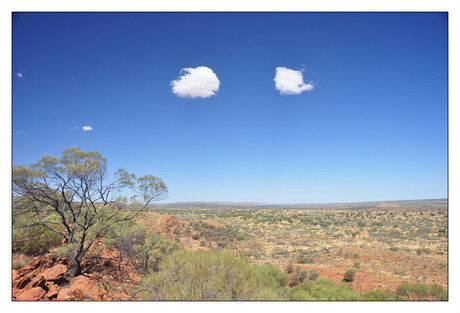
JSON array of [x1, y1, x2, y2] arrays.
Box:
[[151, 201, 268, 209], [150, 199, 447, 210]]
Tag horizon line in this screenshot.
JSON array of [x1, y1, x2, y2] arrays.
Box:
[[155, 198, 448, 206]]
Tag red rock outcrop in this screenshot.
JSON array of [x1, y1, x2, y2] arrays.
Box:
[[12, 247, 139, 301]]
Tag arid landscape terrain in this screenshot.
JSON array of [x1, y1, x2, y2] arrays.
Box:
[[12, 199, 447, 301]]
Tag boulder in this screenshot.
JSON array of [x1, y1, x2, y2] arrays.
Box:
[[44, 283, 61, 300], [56, 275, 100, 301], [57, 288, 81, 301], [28, 258, 43, 270], [15, 286, 46, 301], [41, 264, 68, 281], [70, 275, 100, 300], [13, 276, 31, 289], [12, 288, 24, 299], [23, 276, 47, 291]]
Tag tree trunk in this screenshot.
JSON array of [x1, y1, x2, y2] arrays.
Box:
[[66, 250, 82, 277], [67, 257, 82, 277]]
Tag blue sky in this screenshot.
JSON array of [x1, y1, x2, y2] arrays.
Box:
[[12, 12, 447, 204]]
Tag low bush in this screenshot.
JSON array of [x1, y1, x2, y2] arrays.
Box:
[[396, 282, 447, 300], [13, 223, 62, 255], [286, 263, 295, 274], [138, 250, 289, 300], [364, 289, 402, 301], [308, 270, 319, 282], [298, 256, 315, 264], [291, 269, 307, 286], [343, 269, 356, 282]]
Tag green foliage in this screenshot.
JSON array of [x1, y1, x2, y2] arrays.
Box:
[[139, 250, 288, 300], [364, 289, 403, 301], [136, 234, 181, 273], [429, 284, 445, 298], [410, 283, 429, 299], [289, 279, 364, 300], [396, 282, 447, 300], [285, 276, 406, 301], [12, 213, 62, 255], [396, 282, 410, 297]]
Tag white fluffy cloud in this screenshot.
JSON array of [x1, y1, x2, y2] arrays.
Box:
[[274, 67, 314, 95], [170, 66, 220, 98], [82, 126, 93, 131], [16, 72, 24, 79]]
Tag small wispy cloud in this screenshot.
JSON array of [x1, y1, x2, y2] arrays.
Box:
[[14, 130, 25, 135], [170, 66, 220, 98], [82, 126, 93, 131], [16, 72, 24, 79], [71, 78, 78, 84], [73, 126, 79, 130], [274, 67, 314, 95]]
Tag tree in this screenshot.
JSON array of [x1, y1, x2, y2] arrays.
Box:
[[12, 147, 168, 277]]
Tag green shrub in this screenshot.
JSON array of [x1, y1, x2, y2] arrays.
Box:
[[286, 263, 295, 274], [290, 274, 300, 287], [343, 269, 356, 282], [192, 234, 199, 240], [410, 284, 429, 299], [365, 289, 402, 301], [13, 222, 62, 255], [139, 250, 288, 300], [396, 282, 410, 297], [429, 284, 445, 298], [308, 270, 319, 282], [396, 282, 446, 300], [291, 278, 364, 300], [291, 269, 307, 286], [298, 256, 315, 264], [12, 257, 31, 270]]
